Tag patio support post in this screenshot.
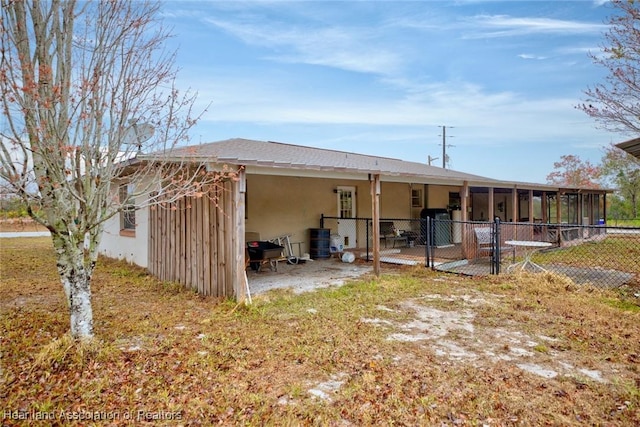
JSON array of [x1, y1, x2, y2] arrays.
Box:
[[461, 181, 469, 221], [371, 174, 381, 276], [511, 187, 518, 223], [528, 190, 534, 222], [365, 218, 370, 262], [556, 191, 562, 224], [488, 187, 495, 221], [578, 193, 583, 225], [542, 192, 548, 223], [234, 167, 248, 304]]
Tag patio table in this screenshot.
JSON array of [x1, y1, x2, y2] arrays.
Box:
[[505, 240, 553, 272]]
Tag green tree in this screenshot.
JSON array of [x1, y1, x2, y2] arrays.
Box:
[[600, 144, 640, 219]]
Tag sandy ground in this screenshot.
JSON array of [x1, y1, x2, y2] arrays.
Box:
[[244, 257, 624, 397], [305, 290, 614, 403], [364, 291, 611, 382], [247, 257, 373, 295]]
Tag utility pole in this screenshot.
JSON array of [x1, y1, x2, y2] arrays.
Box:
[[428, 155, 439, 166], [439, 125, 455, 169]]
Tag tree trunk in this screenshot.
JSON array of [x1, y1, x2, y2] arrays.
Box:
[[66, 267, 94, 339], [53, 236, 94, 340]]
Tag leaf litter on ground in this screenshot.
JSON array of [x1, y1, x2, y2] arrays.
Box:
[[1, 237, 639, 425]]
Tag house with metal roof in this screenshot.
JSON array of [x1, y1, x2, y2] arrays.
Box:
[[99, 138, 610, 300]]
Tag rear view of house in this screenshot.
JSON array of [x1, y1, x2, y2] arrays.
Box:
[[100, 138, 609, 299]]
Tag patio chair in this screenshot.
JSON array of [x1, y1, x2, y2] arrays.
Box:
[[474, 227, 515, 263]]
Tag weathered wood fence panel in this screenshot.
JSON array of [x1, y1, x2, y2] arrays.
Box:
[[148, 181, 240, 297]]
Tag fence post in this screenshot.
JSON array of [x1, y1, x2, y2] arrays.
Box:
[[366, 218, 370, 262], [423, 217, 429, 268], [427, 216, 435, 268], [493, 217, 501, 275]]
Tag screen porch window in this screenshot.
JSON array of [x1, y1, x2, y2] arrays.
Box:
[[119, 184, 136, 232]]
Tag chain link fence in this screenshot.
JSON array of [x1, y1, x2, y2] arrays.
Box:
[[431, 219, 640, 289], [320, 215, 640, 289]]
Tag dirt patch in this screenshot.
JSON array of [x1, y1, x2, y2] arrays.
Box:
[[247, 257, 372, 295], [361, 293, 616, 385]]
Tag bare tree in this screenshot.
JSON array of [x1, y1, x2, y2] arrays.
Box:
[[1, 1, 234, 339], [578, 0, 640, 135]]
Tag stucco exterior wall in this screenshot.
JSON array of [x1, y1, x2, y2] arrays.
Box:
[[99, 190, 150, 268], [246, 174, 332, 252], [379, 182, 412, 218], [427, 185, 460, 210]]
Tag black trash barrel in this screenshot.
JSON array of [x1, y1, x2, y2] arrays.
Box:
[[420, 208, 451, 246], [309, 228, 330, 259]]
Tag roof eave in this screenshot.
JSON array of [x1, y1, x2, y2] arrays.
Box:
[[615, 137, 640, 159]]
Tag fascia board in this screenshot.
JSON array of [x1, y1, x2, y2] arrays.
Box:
[[244, 165, 369, 181]]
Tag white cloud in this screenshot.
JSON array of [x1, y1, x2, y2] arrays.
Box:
[[462, 15, 606, 39], [518, 53, 548, 60], [203, 17, 403, 75], [183, 68, 593, 148]]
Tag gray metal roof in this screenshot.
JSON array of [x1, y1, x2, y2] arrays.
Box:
[[145, 138, 502, 185], [142, 138, 608, 192]]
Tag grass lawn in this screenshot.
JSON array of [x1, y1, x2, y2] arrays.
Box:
[[607, 219, 640, 227], [533, 235, 640, 274], [1, 237, 639, 426]]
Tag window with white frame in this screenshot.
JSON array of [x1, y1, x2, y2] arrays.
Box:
[[119, 184, 136, 232]]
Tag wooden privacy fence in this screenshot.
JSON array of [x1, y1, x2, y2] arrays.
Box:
[[148, 181, 239, 298]]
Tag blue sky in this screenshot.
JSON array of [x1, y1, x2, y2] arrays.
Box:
[[160, 0, 620, 183]]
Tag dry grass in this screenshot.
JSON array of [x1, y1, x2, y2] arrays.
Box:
[[1, 237, 639, 426], [0, 219, 48, 233]]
